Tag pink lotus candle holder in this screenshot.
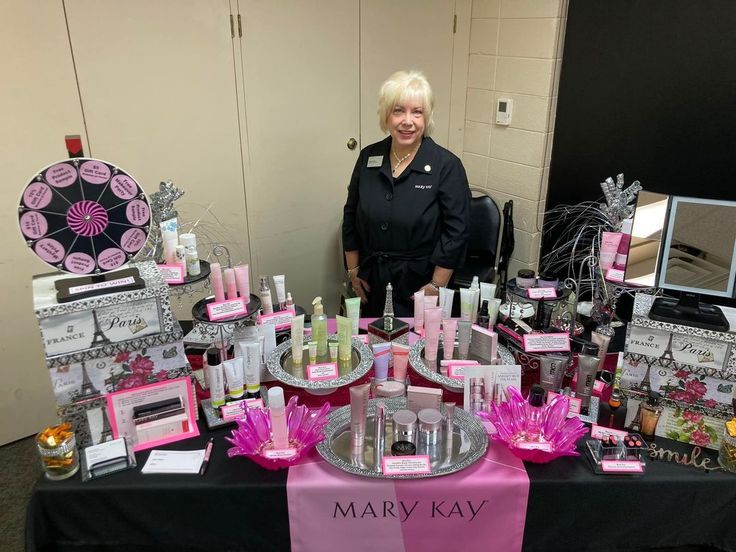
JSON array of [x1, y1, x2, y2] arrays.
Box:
[[225, 396, 330, 470], [478, 386, 588, 463]]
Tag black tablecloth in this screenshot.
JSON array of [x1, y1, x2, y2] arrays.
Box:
[[27, 420, 736, 552]]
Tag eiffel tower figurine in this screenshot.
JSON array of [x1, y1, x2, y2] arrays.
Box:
[[79, 361, 101, 398], [89, 310, 112, 348], [628, 403, 643, 433], [383, 282, 395, 331], [659, 332, 676, 364]]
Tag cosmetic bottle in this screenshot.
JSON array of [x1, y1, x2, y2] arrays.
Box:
[[349, 383, 370, 450], [477, 300, 490, 328], [206, 347, 226, 409], [373, 402, 386, 467], [441, 318, 457, 361], [539, 355, 567, 393], [209, 262, 226, 303], [290, 314, 305, 365], [439, 287, 455, 319], [174, 245, 187, 271], [536, 271, 558, 288], [259, 276, 274, 315], [575, 354, 600, 413], [224, 268, 238, 300], [234, 264, 250, 298], [272, 275, 287, 311], [457, 320, 473, 359], [414, 289, 425, 333], [469, 276, 480, 323], [640, 391, 663, 440], [179, 233, 201, 277], [240, 340, 262, 399], [311, 296, 328, 357], [597, 352, 627, 429], [613, 217, 633, 271], [286, 292, 294, 309], [268, 386, 290, 450], [522, 385, 545, 442]]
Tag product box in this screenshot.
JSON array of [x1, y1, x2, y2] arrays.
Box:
[[621, 292, 736, 450], [48, 330, 189, 406], [32, 261, 175, 357]]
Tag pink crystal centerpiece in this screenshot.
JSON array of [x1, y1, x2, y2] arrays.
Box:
[[226, 396, 330, 470], [479, 386, 588, 463]]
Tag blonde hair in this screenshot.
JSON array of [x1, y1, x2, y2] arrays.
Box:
[[377, 70, 435, 136]]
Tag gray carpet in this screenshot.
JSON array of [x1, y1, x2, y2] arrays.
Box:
[[0, 435, 41, 552]]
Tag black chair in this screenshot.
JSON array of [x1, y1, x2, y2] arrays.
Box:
[[450, 187, 502, 289]]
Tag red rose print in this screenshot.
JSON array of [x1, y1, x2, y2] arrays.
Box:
[[682, 410, 703, 424], [704, 399, 717, 409], [669, 391, 697, 404], [690, 429, 711, 447], [130, 354, 155, 374], [674, 370, 689, 379], [115, 351, 131, 364], [684, 379, 707, 398]]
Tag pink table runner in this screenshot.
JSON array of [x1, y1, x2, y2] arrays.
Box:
[[287, 441, 529, 552]]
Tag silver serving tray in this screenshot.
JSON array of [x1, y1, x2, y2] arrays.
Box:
[[266, 333, 373, 392], [316, 397, 488, 478], [409, 338, 516, 390]]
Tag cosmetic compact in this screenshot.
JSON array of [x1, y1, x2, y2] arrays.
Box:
[[418, 408, 443, 446], [375, 380, 406, 398], [392, 409, 418, 444]]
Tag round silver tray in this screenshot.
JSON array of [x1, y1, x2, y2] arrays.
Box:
[[409, 338, 516, 390], [266, 333, 373, 393], [316, 397, 488, 479]]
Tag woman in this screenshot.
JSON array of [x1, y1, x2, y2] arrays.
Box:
[[342, 70, 470, 317]]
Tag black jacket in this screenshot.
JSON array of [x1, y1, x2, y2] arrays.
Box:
[[342, 136, 470, 315]]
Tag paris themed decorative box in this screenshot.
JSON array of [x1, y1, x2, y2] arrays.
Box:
[[32, 261, 175, 357], [47, 326, 190, 406], [620, 293, 736, 450]]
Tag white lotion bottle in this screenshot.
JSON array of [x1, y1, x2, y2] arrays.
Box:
[[259, 276, 274, 315], [268, 386, 290, 450]]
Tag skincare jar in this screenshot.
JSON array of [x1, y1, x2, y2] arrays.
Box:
[[393, 409, 418, 445], [418, 408, 443, 446], [516, 269, 536, 289]]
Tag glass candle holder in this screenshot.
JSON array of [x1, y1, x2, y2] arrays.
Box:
[[718, 427, 736, 474], [639, 403, 663, 440], [36, 424, 79, 480]]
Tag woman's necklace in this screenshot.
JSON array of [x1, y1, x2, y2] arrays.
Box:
[[392, 147, 417, 175]]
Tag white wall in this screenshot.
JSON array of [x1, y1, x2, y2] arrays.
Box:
[[461, 0, 568, 276]]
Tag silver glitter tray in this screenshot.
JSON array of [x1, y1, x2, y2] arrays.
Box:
[[409, 339, 516, 390], [316, 397, 488, 478], [266, 333, 373, 392]]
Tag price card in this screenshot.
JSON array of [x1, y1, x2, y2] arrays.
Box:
[[515, 441, 553, 452], [522, 333, 571, 353], [220, 398, 265, 422], [527, 287, 557, 299], [590, 424, 628, 440], [207, 298, 247, 321], [157, 264, 185, 284], [605, 268, 625, 283], [447, 364, 471, 379], [600, 460, 643, 473], [258, 308, 295, 331], [548, 391, 583, 417], [381, 455, 432, 476], [306, 362, 339, 381], [263, 448, 298, 459]]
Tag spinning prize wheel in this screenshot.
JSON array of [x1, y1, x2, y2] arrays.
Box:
[[18, 158, 151, 274]]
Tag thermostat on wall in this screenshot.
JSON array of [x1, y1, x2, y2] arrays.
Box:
[[496, 98, 513, 125]]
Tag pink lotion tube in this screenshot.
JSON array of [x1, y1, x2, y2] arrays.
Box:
[[423, 307, 443, 362], [349, 383, 370, 449], [268, 386, 290, 450], [392, 342, 410, 382], [224, 268, 238, 300], [234, 264, 250, 299], [599, 232, 622, 270], [414, 290, 425, 333], [209, 262, 226, 303], [442, 318, 458, 361], [423, 295, 438, 309]]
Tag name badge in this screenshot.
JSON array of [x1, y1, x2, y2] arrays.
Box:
[[367, 156, 383, 168]]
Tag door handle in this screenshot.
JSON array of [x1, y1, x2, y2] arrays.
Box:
[[347, 138, 357, 150]]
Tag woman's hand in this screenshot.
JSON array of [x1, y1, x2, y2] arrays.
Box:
[[351, 274, 371, 304], [418, 283, 439, 297]]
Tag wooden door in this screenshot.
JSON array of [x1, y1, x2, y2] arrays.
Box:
[[0, 0, 87, 444], [238, 0, 360, 313], [64, 0, 251, 316]]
